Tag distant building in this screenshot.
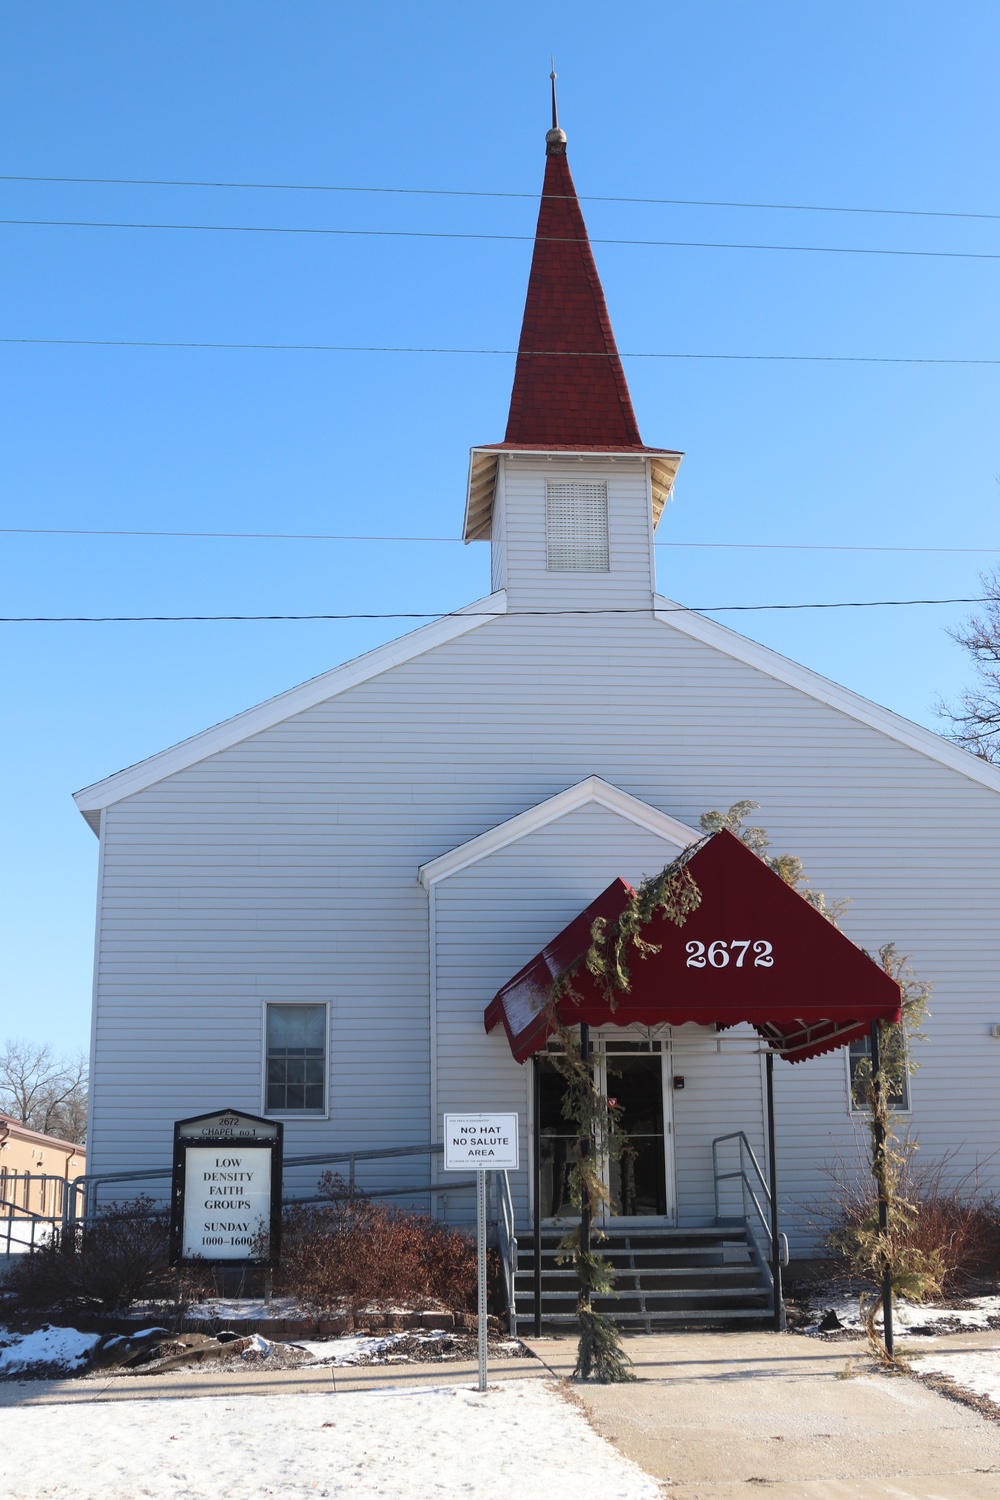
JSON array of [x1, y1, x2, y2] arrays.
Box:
[[73, 108, 1000, 1286], [0, 1114, 85, 1225]]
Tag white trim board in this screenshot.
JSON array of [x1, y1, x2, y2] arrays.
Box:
[[653, 595, 1000, 797], [72, 591, 509, 832], [417, 776, 700, 889]]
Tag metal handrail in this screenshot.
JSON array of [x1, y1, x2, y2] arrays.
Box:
[[286, 1178, 476, 1206], [67, 1141, 458, 1227], [0, 1200, 62, 1256], [711, 1131, 788, 1274], [494, 1170, 518, 1335], [1, 1171, 75, 1213]]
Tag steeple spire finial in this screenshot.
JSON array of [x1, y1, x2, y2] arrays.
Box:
[[546, 58, 567, 155]]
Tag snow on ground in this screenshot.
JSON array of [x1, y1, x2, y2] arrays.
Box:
[[288, 1331, 522, 1365], [804, 1292, 1000, 1334], [0, 1326, 100, 1375], [183, 1297, 302, 1321], [0, 1380, 660, 1500], [912, 1347, 1000, 1406], [183, 1298, 456, 1323]]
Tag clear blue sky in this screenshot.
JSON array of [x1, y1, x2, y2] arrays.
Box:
[[3, 2, 999, 1054]]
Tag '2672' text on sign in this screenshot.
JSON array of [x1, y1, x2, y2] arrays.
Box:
[[685, 939, 773, 968], [443, 1114, 519, 1171]]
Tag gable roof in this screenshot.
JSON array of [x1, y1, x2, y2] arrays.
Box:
[[72, 586, 1000, 835], [653, 592, 1000, 795], [72, 591, 506, 832], [417, 776, 699, 889]]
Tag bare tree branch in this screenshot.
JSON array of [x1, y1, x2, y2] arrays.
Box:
[[0, 1038, 88, 1143], [938, 568, 1000, 762]]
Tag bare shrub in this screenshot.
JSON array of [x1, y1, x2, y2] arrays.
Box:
[[272, 1174, 480, 1314], [3, 1196, 173, 1314], [817, 1142, 1000, 1294]]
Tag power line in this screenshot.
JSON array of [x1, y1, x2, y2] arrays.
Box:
[[3, 216, 1000, 263], [4, 527, 1000, 557], [4, 172, 999, 225], [1, 598, 990, 623], [3, 337, 998, 367]]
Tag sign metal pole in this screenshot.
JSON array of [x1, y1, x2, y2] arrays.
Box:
[[441, 1112, 519, 1396], [477, 1169, 487, 1392]]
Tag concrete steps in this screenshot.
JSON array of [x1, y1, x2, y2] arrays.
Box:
[[514, 1224, 774, 1332]]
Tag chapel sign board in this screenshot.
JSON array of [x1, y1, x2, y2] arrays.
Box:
[[169, 1108, 283, 1268]]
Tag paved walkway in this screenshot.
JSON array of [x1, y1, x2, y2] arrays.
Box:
[[4, 1329, 1000, 1496], [526, 1330, 1000, 1498]]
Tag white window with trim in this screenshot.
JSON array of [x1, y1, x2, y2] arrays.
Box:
[[264, 1002, 328, 1115], [545, 481, 610, 572], [847, 1033, 910, 1113]]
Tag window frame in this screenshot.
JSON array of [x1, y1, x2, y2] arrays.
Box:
[[545, 480, 611, 573], [846, 1031, 911, 1116], [260, 1000, 330, 1120]]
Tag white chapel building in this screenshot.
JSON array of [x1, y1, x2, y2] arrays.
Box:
[[74, 113, 1000, 1300]]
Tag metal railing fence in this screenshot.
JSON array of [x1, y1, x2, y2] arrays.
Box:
[[4, 1144, 521, 1329], [711, 1130, 789, 1285], [64, 1141, 478, 1226], [494, 1169, 518, 1335]]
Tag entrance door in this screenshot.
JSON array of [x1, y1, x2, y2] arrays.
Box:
[[603, 1046, 669, 1219], [536, 1034, 673, 1223]]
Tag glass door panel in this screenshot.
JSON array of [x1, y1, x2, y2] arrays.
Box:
[[604, 1054, 667, 1217], [538, 1056, 578, 1219], [537, 1042, 671, 1222]]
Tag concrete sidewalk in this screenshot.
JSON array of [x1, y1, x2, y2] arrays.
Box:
[[0, 1351, 546, 1405], [525, 1330, 1000, 1498], [4, 1329, 1000, 1497]]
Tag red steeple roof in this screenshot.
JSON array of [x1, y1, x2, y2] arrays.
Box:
[[462, 101, 683, 542], [503, 134, 643, 449]]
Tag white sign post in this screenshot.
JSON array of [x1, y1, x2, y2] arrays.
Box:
[[443, 1114, 519, 1392]]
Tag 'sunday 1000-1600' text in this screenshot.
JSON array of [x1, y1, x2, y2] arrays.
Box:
[[181, 1146, 273, 1258]]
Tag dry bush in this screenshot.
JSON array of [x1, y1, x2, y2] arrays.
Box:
[[818, 1144, 1000, 1294], [272, 1174, 482, 1314], [3, 1196, 174, 1314]]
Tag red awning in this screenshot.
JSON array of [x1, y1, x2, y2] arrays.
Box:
[[484, 829, 902, 1064]]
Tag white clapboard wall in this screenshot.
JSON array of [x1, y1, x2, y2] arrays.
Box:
[[81, 460, 1000, 1252]]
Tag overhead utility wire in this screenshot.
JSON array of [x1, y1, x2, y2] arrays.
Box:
[[3, 337, 998, 367], [4, 173, 999, 225], [3, 217, 1000, 263], [5, 527, 1000, 557], [2, 597, 991, 623]]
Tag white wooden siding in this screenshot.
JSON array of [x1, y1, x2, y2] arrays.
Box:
[[89, 608, 1000, 1249], [431, 799, 692, 1226], [670, 1027, 768, 1228], [496, 456, 655, 611]]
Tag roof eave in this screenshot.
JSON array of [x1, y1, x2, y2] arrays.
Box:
[[463, 446, 684, 543], [73, 591, 508, 828]]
